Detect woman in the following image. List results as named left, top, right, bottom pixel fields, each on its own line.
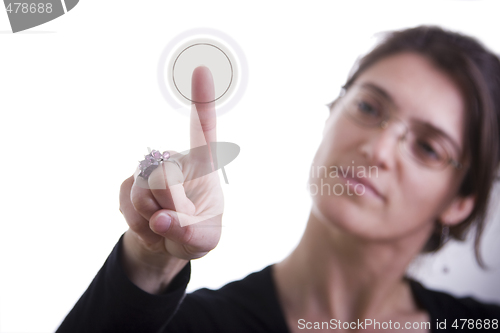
left=57, top=25, right=500, bottom=332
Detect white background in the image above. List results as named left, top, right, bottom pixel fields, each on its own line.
left=1, top=0, right=500, bottom=332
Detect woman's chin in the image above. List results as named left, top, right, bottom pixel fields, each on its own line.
left=311, top=195, right=390, bottom=241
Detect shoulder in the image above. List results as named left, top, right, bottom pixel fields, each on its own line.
left=408, top=278, right=500, bottom=320
left=169, top=264, right=288, bottom=332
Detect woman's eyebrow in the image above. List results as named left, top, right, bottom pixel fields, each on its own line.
left=361, top=82, right=397, bottom=107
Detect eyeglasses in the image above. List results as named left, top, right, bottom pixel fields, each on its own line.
left=334, top=84, right=464, bottom=170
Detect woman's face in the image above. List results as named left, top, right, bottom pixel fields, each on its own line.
left=310, top=52, right=470, bottom=242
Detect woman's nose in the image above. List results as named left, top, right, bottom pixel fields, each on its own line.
left=359, top=121, right=406, bottom=170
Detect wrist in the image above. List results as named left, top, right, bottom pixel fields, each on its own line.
left=121, top=229, right=189, bottom=294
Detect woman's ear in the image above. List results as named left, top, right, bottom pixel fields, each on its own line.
left=438, top=195, right=475, bottom=226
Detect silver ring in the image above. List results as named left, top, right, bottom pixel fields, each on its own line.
left=138, top=149, right=181, bottom=180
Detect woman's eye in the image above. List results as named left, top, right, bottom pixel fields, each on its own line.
left=357, top=101, right=379, bottom=117
left=416, top=140, right=440, bottom=160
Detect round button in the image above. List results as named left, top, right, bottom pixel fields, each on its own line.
left=172, top=43, right=233, bottom=104
left=158, top=28, right=249, bottom=117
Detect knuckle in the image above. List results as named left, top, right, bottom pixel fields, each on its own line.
left=182, top=243, right=205, bottom=258
left=127, top=218, right=143, bottom=233
left=149, top=162, right=184, bottom=188
left=123, top=209, right=146, bottom=231
left=130, top=192, right=150, bottom=216
left=129, top=219, right=151, bottom=238
left=201, top=122, right=216, bottom=133
left=148, top=168, right=167, bottom=189
left=178, top=224, right=195, bottom=245
left=120, top=176, right=133, bottom=194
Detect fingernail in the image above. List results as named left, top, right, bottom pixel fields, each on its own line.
left=154, top=213, right=172, bottom=233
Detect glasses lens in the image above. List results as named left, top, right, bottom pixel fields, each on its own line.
left=341, top=85, right=462, bottom=170
left=343, top=89, right=388, bottom=127
left=399, top=126, right=454, bottom=169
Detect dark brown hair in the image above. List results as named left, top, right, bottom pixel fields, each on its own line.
left=334, top=25, right=500, bottom=268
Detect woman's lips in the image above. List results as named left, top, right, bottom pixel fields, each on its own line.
left=342, top=174, right=386, bottom=202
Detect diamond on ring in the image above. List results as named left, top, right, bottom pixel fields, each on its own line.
left=138, top=149, right=171, bottom=180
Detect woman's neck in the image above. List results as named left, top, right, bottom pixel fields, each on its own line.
left=273, top=210, right=432, bottom=324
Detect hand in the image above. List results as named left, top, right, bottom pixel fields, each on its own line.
left=118, top=66, right=224, bottom=291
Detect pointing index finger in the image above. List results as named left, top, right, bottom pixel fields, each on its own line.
left=190, top=65, right=217, bottom=149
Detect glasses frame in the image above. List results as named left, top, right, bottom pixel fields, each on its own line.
left=334, top=85, right=464, bottom=171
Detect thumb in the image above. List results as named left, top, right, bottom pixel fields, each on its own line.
left=149, top=209, right=221, bottom=253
